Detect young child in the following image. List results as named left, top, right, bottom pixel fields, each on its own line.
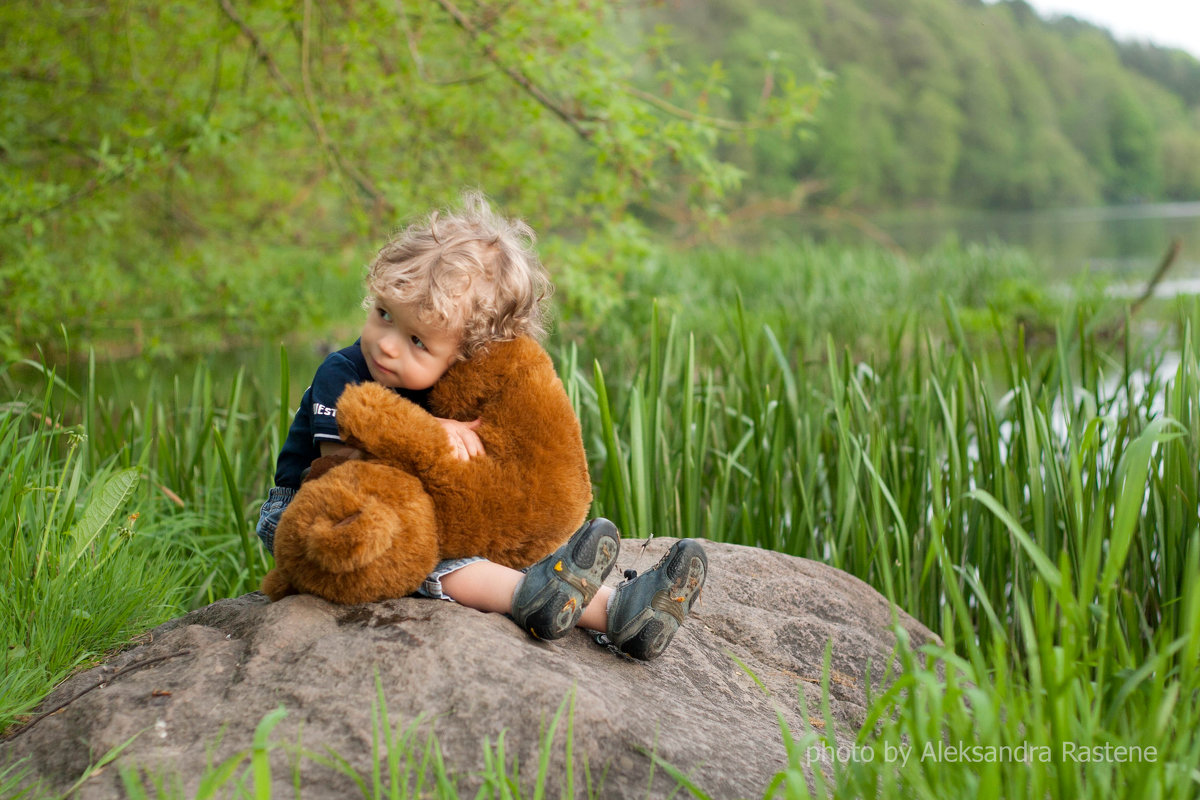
left=255, top=191, right=706, bottom=660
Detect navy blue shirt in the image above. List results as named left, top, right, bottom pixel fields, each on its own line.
left=273, top=339, right=431, bottom=488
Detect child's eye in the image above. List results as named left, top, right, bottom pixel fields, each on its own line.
left=411, top=335, right=426, bottom=351
left=377, top=307, right=392, bottom=322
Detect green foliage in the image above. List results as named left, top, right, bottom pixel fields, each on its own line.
left=1116, top=39, right=1200, bottom=108
left=0, top=384, right=179, bottom=731
left=6, top=0, right=1195, bottom=362
left=0, top=0, right=817, bottom=359
left=0, top=349, right=285, bottom=732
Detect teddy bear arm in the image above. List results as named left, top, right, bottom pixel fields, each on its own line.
left=336, top=382, right=449, bottom=470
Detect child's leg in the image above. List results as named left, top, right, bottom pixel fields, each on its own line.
left=578, top=585, right=614, bottom=630
left=437, top=522, right=709, bottom=661
left=440, top=560, right=614, bottom=629
left=438, top=561, right=521, bottom=613
left=404, top=519, right=620, bottom=638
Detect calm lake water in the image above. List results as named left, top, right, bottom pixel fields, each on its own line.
left=812, top=201, right=1200, bottom=294
left=22, top=201, right=1200, bottom=401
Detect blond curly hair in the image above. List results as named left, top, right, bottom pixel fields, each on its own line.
left=364, top=191, right=552, bottom=359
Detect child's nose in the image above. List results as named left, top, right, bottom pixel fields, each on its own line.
left=379, top=332, right=402, bottom=357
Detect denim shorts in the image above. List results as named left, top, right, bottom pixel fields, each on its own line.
left=254, top=486, right=296, bottom=555
left=254, top=486, right=486, bottom=601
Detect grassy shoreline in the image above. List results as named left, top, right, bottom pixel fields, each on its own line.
left=3, top=247, right=1198, bottom=795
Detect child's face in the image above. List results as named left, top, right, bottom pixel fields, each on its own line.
left=361, top=297, right=461, bottom=391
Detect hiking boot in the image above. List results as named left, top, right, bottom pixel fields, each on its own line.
left=511, top=518, right=621, bottom=640
left=607, top=539, right=707, bottom=660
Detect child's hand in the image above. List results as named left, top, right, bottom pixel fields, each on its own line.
left=438, top=418, right=485, bottom=461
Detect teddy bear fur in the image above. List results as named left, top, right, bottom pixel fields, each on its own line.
left=261, top=336, right=593, bottom=605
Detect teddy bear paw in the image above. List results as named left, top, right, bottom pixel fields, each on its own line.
left=335, top=383, right=397, bottom=449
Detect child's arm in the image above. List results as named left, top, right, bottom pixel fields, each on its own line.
left=299, top=442, right=363, bottom=483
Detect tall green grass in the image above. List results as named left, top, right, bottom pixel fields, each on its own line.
left=572, top=297, right=1200, bottom=797
left=3, top=287, right=1197, bottom=797
left=576, top=298, right=1197, bottom=653
left=0, top=355, right=280, bottom=731
left=604, top=239, right=1084, bottom=366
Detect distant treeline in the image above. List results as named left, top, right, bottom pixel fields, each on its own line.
left=657, top=0, right=1200, bottom=209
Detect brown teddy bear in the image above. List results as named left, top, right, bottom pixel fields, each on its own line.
left=260, top=336, right=593, bottom=604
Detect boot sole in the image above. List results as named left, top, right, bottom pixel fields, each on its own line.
left=514, top=519, right=620, bottom=640
left=613, top=539, right=707, bottom=660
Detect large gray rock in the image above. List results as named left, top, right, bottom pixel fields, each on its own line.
left=1, top=540, right=936, bottom=798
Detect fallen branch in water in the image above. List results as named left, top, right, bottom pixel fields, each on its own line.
left=1130, top=237, right=1183, bottom=317
left=1092, top=237, right=1183, bottom=341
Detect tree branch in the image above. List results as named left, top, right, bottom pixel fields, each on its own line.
left=395, top=0, right=490, bottom=86
left=1129, top=237, right=1182, bottom=317
left=217, top=0, right=391, bottom=213
left=430, top=0, right=594, bottom=142
left=2, top=651, right=194, bottom=740
left=622, top=84, right=768, bottom=132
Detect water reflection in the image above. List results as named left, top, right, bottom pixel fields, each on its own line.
left=804, top=201, right=1200, bottom=282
